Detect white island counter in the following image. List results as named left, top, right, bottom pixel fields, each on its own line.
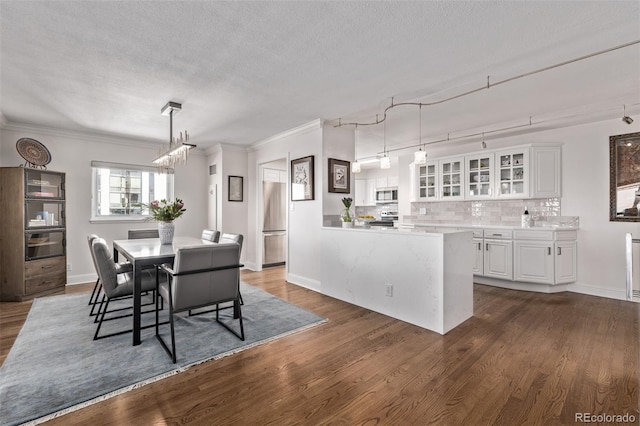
left=320, top=226, right=473, bottom=334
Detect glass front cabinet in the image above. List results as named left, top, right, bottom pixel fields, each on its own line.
left=415, top=161, right=439, bottom=201
left=439, top=157, right=464, bottom=201
left=466, top=153, right=494, bottom=199
left=0, top=167, right=67, bottom=301
left=496, top=148, right=529, bottom=199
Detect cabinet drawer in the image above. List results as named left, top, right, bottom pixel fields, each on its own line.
left=25, top=256, right=65, bottom=278
left=25, top=270, right=66, bottom=294
left=513, top=230, right=554, bottom=241
left=483, top=229, right=512, bottom=239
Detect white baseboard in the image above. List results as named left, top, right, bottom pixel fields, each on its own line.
left=241, top=261, right=259, bottom=272
left=286, top=273, right=321, bottom=292
left=67, top=273, right=97, bottom=286
left=569, top=283, right=628, bottom=301
left=473, top=276, right=570, bottom=293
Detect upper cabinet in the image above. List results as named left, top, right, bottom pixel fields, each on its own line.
left=412, top=157, right=464, bottom=201
left=410, top=143, right=561, bottom=202
left=466, top=153, right=494, bottom=199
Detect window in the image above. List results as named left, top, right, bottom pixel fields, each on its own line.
left=91, top=161, right=174, bottom=221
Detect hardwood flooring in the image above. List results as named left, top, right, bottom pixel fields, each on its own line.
left=1, top=267, right=638, bottom=425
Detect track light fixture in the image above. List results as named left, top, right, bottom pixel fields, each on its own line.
left=623, top=105, right=634, bottom=125
left=414, top=105, right=427, bottom=164
left=481, top=132, right=487, bottom=149
left=380, top=119, right=391, bottom=169
left=351, top=124, right=361, bottom=173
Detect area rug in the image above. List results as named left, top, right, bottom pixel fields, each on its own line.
left=0, top=282, right=326, bottom=426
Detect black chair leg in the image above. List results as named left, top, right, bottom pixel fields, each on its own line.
left=93, top=298, right=110, bottom=340
left=88, top=278, right=100, bottom=306
left=217, top=299, right=245, bottom=341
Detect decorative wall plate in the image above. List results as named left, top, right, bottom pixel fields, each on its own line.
left=16, top=138, right=51, bottom=168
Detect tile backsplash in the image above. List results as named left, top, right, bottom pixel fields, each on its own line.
left=405, top=198, right=562, bottom=226
left=355, top=203, right=399, bottom=218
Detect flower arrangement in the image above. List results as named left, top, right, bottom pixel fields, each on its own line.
left=142, top=198, right=186, bottom=222
left=341, top=197, right=353, bottom=222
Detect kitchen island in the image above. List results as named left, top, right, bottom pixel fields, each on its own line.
left=320, top=226, right=473, bottom=334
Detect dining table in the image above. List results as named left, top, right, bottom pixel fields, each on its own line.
left=112, top=236, right=217, bottom=346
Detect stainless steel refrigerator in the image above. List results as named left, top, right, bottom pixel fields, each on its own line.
left=263, top=181, right=286, bottom=267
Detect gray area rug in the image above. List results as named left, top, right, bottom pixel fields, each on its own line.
left=0, top=282, right=326, bottom=425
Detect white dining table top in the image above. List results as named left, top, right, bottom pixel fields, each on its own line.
left=113, top=237, right=216, bottom=260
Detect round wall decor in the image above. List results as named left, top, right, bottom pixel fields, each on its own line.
left=16, top=138, right=51, bottom=168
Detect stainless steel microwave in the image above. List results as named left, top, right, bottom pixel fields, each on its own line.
left=375, top=187, right=398, bottom=204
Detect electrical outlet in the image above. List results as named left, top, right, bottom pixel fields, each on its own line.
left=385, top=283, right=393, bottom=297
left=419, top=207, right=427, bottom=215
left=67, top=263, right=72, bottom=271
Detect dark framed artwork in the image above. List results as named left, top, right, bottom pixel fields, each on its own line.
left=610, top=132, right=640, bottom=222
left=291, top=155, right=314, bottom=201
left=228, top=175, right=243, bottom=202
left=328, top=158, right=350, bottom=193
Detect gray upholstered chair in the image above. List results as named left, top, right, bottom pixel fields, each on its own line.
left=200, top=229, right=220, bottom=243
left=128, top=228, right=159, bottom=239
left=87, top=234, right=132, bottom=315
left=218, top=233, right=244, bottom=304
left=91, top=237, right=163, bottom=340
left=155, top=242, right=244, bottom=363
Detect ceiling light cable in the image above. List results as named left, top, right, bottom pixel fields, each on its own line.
left=334, top=39, right=640, bottom=128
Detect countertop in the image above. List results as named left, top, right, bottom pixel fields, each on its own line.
left=397, top=222, right=579, bottom=231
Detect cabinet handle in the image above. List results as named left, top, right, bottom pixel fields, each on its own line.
left=42, top=280, right=52, bottom=285
left=477, top=242, right=481, bottom=250
left=492, top=233, right=502, bottom=236
left=41, top=265, right=53, bottom=269
left=557, top=247, right=562, bottom=256
left=547, top=247, right=551, bottom=255
left=486, top=243, right=489, bottom=251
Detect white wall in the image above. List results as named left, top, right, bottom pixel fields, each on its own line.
left=395, top=116, right=640, bottom=300
left=0, top=125, right=208, bottom=284
left=247, top=121, right=324, bottom=288
left=219, top=145, right=249, bottom=261
left=321, top=123, right=355, bottom=216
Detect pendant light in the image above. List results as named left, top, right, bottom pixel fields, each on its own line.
left=351, top=124, right=361, bottom=173
left=380, top=119, right=391, bottom=169
left=414, top=105, right=427, bottom=164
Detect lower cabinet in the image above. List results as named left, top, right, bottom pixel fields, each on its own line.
left=513, top=230, right=577, bottom=285
left=514, top=240, right=554, bottom=284
left=554, top=241, right=577, bottom=284
left=472, top=238, right=484, bottom=275
left=484, top=239, right=513, bottom=280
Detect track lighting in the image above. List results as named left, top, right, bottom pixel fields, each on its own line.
left=623, top=105, right=634, bottom=125
left=414, top=105, right=427, bottom=164
left=351, top=124, right=361, bottom=173
left=481, top=133, right=487, bottom=149
left=380, top=119, right=390, bottom=169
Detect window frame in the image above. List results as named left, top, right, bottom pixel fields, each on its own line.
left=90, top=161, right=174, bottom=223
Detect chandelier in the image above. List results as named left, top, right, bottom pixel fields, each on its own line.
left=153, top=101, right=196, bottom=171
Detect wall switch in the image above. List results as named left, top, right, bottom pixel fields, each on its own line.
left=385, top=283, right=393, bottom=297
left=67, top=263, right=72, bottom=271
left=419, top=207, right=427, bottom=215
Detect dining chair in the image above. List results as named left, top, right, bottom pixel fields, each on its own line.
left=87, top=234, right=133, bottom=315
left=128, top=229, right=159, bottom=239
left=91, top=237, right=164, bottom=340
left=200, top=229, right=220, bottom=242
left=155, top=243, right=245, bottom=363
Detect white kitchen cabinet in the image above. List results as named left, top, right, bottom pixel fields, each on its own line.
left=375, top=176, right=398, bottom=189
left=496, top=148, right=529, bottom=198
left=472, top=237, right=484, bottom=275
left=555, top=240, right=577, bottom=284
left=484, top=239, right=513, bottom=280
left=466, top=153, right=494, bottom=199
left=414, top=161, right=439, bottom=201
left=513, top=229, right=577, bottom=285
left=439, top=157, right=464, bottom=200
left=531, top=145, right=561, bottom=198
left=514, top=240, right=554, bottom=284
left=278, top=170, right=287, bottom=183
left=354, top=178, right=377, bottom=206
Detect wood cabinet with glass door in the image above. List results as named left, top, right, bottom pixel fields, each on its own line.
left=0, top=167, right=67, bottom=301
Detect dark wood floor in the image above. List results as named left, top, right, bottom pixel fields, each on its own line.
left=1, top=267, right=638, bottom=425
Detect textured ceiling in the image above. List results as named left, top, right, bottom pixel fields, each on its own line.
left=1, top=1, right=639, bottom=158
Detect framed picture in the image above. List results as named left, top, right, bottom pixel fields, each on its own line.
left=291, top=155, right=314, bottom=201
left=328, top=158, right=350, bottom=193
left=228, top=175, right=243, bottom=202
left=610, top=132, right=640, bottom=222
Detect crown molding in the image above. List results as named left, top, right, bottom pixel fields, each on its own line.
left=250, top=119, right=324, bottom=151
left=1, top=120, right=164, bottom=148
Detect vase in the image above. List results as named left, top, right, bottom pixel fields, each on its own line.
left=158, top=221, right=175, bottom=244
left=342, top=221, right=354, bottom=228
